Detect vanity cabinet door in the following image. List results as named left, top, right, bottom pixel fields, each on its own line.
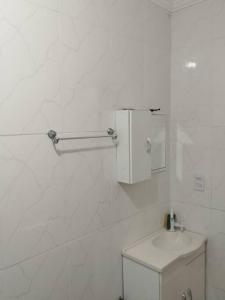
left=123, top=258, right=160, bottom=300
left=161, top=252, right=205, bottom=300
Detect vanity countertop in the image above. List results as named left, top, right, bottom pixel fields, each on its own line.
left=122, top=229, right=207, bottom=273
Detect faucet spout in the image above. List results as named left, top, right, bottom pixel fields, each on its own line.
left=168, top=209, right=185, bottom=232
left=174, top=222, right=185, bottom=232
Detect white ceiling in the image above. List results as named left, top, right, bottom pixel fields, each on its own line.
left=152, top=0, right=205, bottom=12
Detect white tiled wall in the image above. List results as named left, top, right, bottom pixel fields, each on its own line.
left=171, top=0, right=225, bottom=298
left=0, top=1, right=170, bottom=299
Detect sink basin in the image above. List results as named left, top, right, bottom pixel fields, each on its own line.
left=122, top=229, right=207, bottom=272
left=152, top=231, right=192, bottom=251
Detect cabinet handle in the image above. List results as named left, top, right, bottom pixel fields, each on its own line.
left=146, top=138, right=152, bottom=153
left=187, top=288, right=192, bottom=300
left=181, top=289, right=192, bottom=300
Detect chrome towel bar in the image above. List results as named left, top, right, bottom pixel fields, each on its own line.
left=47, top=128, right=117, bottom=144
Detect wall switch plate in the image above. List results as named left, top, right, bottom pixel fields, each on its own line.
left=194, top=175, right=205, bottom=192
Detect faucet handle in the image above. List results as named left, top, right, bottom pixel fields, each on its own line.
left=175, top=222, right=185, bottom=232
left=181, top=292, right=187, bottom=300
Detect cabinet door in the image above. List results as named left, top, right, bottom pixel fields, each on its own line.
left=130, top=110, right=152, bottom=183
left=116, top=110, right=152, bottom=184
left=161, top=253, right=205, bottom=300
left=123, top=258, right=159, bottom=300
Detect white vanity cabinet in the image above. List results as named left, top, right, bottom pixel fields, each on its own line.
left=161, top=249, right=205, bottom=300
left=122, top=230, right=206, bottom=300
left=123, top=248, right=205, bottom=300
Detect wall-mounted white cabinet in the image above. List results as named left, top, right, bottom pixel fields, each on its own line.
left=116, top=110, right=152, bottom=184
left=115, top=110, right=166, bottom=184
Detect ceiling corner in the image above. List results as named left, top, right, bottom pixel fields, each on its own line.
left=152, top=0, right=205, bottom=13
left=171, top=0, right=205, bottom=12
left=151, top=0, right=173, bottom=12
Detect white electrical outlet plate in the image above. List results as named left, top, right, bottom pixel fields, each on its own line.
left=194, top=175, right=205, bottom=192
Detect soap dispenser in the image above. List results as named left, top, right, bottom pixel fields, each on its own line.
left=166, top=209, right=176, bottom=231
left=169, top=208, right=175, bottom=232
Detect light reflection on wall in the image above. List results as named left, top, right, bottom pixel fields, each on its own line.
left=185, top=61, right=197, bottom=69
left=176, top=124, right=193, bottom=181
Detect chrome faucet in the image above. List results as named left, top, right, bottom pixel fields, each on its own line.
left=174, top=222, right=185, bottom=232
left=169, top=209, right=185, bottom=232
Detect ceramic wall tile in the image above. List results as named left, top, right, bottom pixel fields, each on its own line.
left=171, top=0, right=213, bottom=48
left=171, top=39, right=213, bottom=127
left=207, top=286, right=225, bottom=300
left=207, top=210, right=225, bottom=292
left=172, top=202, right=211, bottom=234
left=0, top=202, right=168, bottom=300
left=212, top=37, right=225, bottom=126
left=171, top=1, right=225, bottom=298
left=212, top=147, right=225, bottom=211
left=212, top=0, right=225, bottom=39
left=0, top=0, right=170, bottom=299
left=170, top=125, right=211, bottom=208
